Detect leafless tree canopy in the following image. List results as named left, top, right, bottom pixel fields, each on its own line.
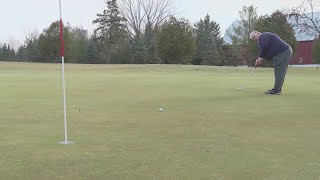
left=288, top=0, right=320, bottom=37
left=118, top=0, right=175, bottom=36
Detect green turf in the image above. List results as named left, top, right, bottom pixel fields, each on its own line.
left=1, top=62, right=320, bottom=179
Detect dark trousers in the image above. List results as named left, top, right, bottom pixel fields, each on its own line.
left=271, top=47, right=293, bottom=91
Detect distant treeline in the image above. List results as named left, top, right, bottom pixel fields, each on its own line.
left=3, top=0, right=316, bottom=66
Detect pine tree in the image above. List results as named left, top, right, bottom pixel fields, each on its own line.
left=144, top=22, right=158, bottom=64
left=130, top=33, right=146, bottom=64
left=0, top=44, right=3, bottom=61
left=9, top=48, right=16, bottom=61
left=25, top=36, right=41, bottom=62
left=17, top=46, right=25, bottom=61
left=0, top=49, right=2, bottom=61
left=2, top=44, right=8, bottom=60
left=0, top=45, right=3, bottom=60
left=85, top=38, right=98, bottom=63
left=93, top=0, right=128, bottom=64
left=194, top=14, right=223, bottom=65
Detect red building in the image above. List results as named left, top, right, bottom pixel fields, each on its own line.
left=291, top=41, right=314, bottom=65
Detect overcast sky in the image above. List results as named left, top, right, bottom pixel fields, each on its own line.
left=0, top=0, right=305, bottom=48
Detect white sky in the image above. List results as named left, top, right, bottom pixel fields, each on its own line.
left=0, top=0, right=304, bottom=49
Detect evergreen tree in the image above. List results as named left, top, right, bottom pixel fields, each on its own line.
left=9, top=47, right=16, bottom=61
left=0, top=44, right=3, bottom=60
left=93, top=0, right=128, bottom=64
left=24, top=34, right=41, bottom=62
left=0, top=44, right=16, bottom=61
left=2, top=44, right=8, bottom=60
left=194, top=14, right=223, bottom=65
left=144, top=22, right=160, bottom=64
left=0, top=44, right=5, bottom=60
left=17, top=45, right=25, bottom=61
left=130, top=33, right=147, bottom=64
left=85, top=37, right=98, bottom=63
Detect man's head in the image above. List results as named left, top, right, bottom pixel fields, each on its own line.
left=249, top=30, right=261, bottom=41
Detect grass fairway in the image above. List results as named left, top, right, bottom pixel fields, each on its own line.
left=1, top=62, right=320, bottom=180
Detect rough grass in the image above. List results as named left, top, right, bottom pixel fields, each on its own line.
left=1, top=62, right=320, bottom=180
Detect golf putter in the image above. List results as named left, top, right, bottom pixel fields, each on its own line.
left=237, top=66, right=256, bottom=90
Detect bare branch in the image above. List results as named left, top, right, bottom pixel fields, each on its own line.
left=119, top=0, right=174, bottom=37
left=288, top=0, right=320, bottom=37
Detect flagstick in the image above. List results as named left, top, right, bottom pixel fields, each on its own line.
left=58, top=0, right=74, bottom=145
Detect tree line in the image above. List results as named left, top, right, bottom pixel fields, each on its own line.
left=1, top=0, right=319, bottom=66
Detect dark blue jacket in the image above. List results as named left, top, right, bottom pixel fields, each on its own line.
left=258, top=32, right=290, bottom=60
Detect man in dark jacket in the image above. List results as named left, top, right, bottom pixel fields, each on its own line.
left=249, top=30, right=293, bottom=95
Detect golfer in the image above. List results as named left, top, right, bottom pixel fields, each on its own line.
left=249, top=30, right=293, bottom=95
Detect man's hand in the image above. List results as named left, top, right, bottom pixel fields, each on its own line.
left=255, top=57, right=263, bottom=67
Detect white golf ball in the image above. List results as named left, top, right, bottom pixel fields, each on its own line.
left=159, top=107, right=164, bottom=111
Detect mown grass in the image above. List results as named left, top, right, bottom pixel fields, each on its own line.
left=0, top=62, right=320, bottom=180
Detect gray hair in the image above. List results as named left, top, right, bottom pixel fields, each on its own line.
left=249, top=30, right=259, bottom=40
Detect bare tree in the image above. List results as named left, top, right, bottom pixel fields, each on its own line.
left=23, top=29, right=40, bottom=44
left=288, top=0, right=320, bottom=37
left=8, top=36, right=21, bottom=51
left=118, top=0, right=175, bottom=36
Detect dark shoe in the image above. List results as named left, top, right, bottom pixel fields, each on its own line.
left=265, top=89, right=281, bottom=95
left=265, top=89, right=273, bottom=94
